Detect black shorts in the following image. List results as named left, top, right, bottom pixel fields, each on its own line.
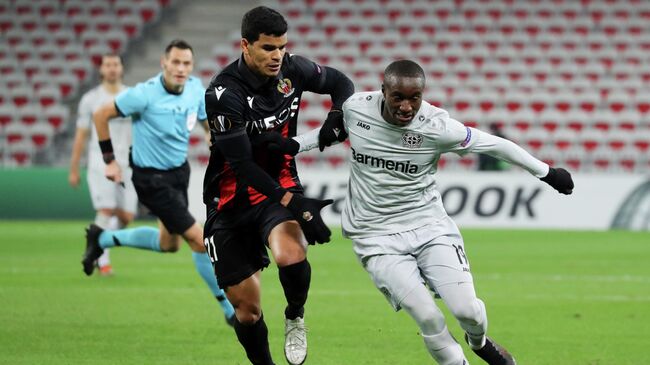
left=203, top=198, right=295, bottom=288
left=131, top=161, right=195, bottom=234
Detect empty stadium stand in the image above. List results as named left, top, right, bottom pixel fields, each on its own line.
left=0, top=0, right=169, bottom=166
left=2, top=0, right=649, bottom=173
left=195, top=0, right=650, bottom=173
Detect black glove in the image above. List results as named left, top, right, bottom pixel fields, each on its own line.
left=250, top=131, right=300, bottom=156
left=318, top=109, right=348, bottom=152
left=286, top=194, right=334, bottom=245
left=540, top=167, right=574, bottom=195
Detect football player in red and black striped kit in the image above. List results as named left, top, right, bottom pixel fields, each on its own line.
left=202, top=6, right=353, bottom=365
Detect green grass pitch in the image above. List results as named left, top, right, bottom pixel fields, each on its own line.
left=0, top=221, right=648, bottom=364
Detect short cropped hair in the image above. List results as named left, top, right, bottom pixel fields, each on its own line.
left=100, top=53, right=123, bottom=66
left=384, top=60, right=426, bottom=84
left=165, top=39, right=193, bottom=55
left=241, top=6, right=288, bottom=43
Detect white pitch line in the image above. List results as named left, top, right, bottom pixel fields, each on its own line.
left=477, top=273, right=650, bottom=283
left=524, top=293, right=650, bottom=302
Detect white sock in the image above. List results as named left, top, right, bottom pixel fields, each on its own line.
left=97, top=249, right=111, bottom=268
left=460, top=299, right=487, bottom=350
left=109, top=215, right=124, bottom=230
left=437, top=282, right=488, bottom=350
left=399, top=286, right=468, bottom=364
left=422, top=326, right=469, bottom=365
left=94, top=213, right=111, bottom=229
left=95, top=213, right=112, bottom=268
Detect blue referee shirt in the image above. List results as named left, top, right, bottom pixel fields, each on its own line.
left=115, top=73, right=207, bottom=170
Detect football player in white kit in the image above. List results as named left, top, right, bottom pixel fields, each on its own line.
left=263, top=59, right=574, bottom=365
left=69, top=54, right=137, bottom=275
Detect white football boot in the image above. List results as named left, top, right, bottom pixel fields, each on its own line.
left=284, top=317, right=307, bottom=365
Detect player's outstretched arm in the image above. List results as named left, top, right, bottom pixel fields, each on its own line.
left=250, top=131, right=300, bottom=156
left=291, top=56, right=354, bottom=151
left=250, top=128, right=327, bottom=155
left=318, top=109, right=348, bottom=151
left=540, top=167, right=574, bottom=194
left=469, top=129, right=574, bottom=194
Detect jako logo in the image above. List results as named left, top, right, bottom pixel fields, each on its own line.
left=351, top=147, right=419, bottom=174
left=357, top=121, right=370, bottom=130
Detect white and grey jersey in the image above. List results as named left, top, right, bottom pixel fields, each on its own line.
left=340, top=91, right=548, bottom=239
left=76, top=85, right=132, bottom=170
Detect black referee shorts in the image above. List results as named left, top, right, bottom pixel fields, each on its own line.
left=203, top=198, right=295, bottom=288
left=131, top=161, right=195, bottom=235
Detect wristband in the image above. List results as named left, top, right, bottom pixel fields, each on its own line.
left=99, top=139, right=115, bottom=164
left=102, top=152, right=115, bottom=164
left=99, top=139, right=114, bottom=154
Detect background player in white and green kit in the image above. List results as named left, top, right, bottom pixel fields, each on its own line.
left=81, top=40, right=235, bottom=326
left=285, top=60, right=574, bottom=364
left=69, top=54, right=136, bottom=275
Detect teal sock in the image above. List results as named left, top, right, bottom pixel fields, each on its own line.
left=98, top=227, right=161, bottom=252
left=192, top=252, right=235, bottom=318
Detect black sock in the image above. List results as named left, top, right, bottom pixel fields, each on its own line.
left=233, top=313, right=274, bottom=365
left=278, top=259, right=311, bottom=320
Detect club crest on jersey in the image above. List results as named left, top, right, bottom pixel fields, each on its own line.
left=277, top=78, right=294, bottom=97
left=402, top=132, right=423, bottom=149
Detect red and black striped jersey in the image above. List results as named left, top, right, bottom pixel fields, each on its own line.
left=203, top=53, right=337, bottom=212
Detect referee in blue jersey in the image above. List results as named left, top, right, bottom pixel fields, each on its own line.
left=83, top=39, right=236, bottom=326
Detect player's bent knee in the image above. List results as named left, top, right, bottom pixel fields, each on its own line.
left=159, top=241, right=181, bottom=253
left=273, top=248, right=305, bottom=267
left=159, top=233, right=183, bottom=253
left=183, top=224, right=205, bottom=252
left=418, top=308, right=446, bottom=333
left=186, top=238, right=206, bottom=253
left=449, top=300, right=483, bottom=326
left=235, top=304, right=263, bottom=325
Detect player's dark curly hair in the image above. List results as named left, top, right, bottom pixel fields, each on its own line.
left=241, top=6, right=288, bottom=43
left=384, top=60, right=426, bottom=84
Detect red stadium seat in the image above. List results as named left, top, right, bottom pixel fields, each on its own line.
left=10, top=87, right=32, bottom=108
left=36, top=86, right=61, bottom=108
left=563, top=110, right=588, bottom=132
left=631, top=131, right=650, bottom=152
left=606, top=92, right=630, bottom=114
left=538, top=110, right=563, bottom=133
left=29, top=123, right=55, bottom=149
left=553, top=129, right=576, bottom=151
left=0, top=13, right=14, bottom=33
left=6, top=141, right=33, bottom=166
left=135, top=1, right=161, bottom=23
left=5, top=122, right=27, bottom=144
left=576, top=92, right=599, bottom=114
left=504, top=92, right=525, bottom=113
left=104, top=29, right=129, bottom=53
left=512, top=110, right=536, bottom=131
left=523, top=128, right=546, bottom=152
left=579, top=129, right=606, bottom=152
left=44, top=105, right=69, bottom=131
left=0, top=105, right=16, bottom=127
left=119, top=13, right=144, bottom=37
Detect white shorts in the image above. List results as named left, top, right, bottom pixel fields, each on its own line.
left=86, top=167, right=138, bottom=213
left=353, top=218, right=473, bottom=311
